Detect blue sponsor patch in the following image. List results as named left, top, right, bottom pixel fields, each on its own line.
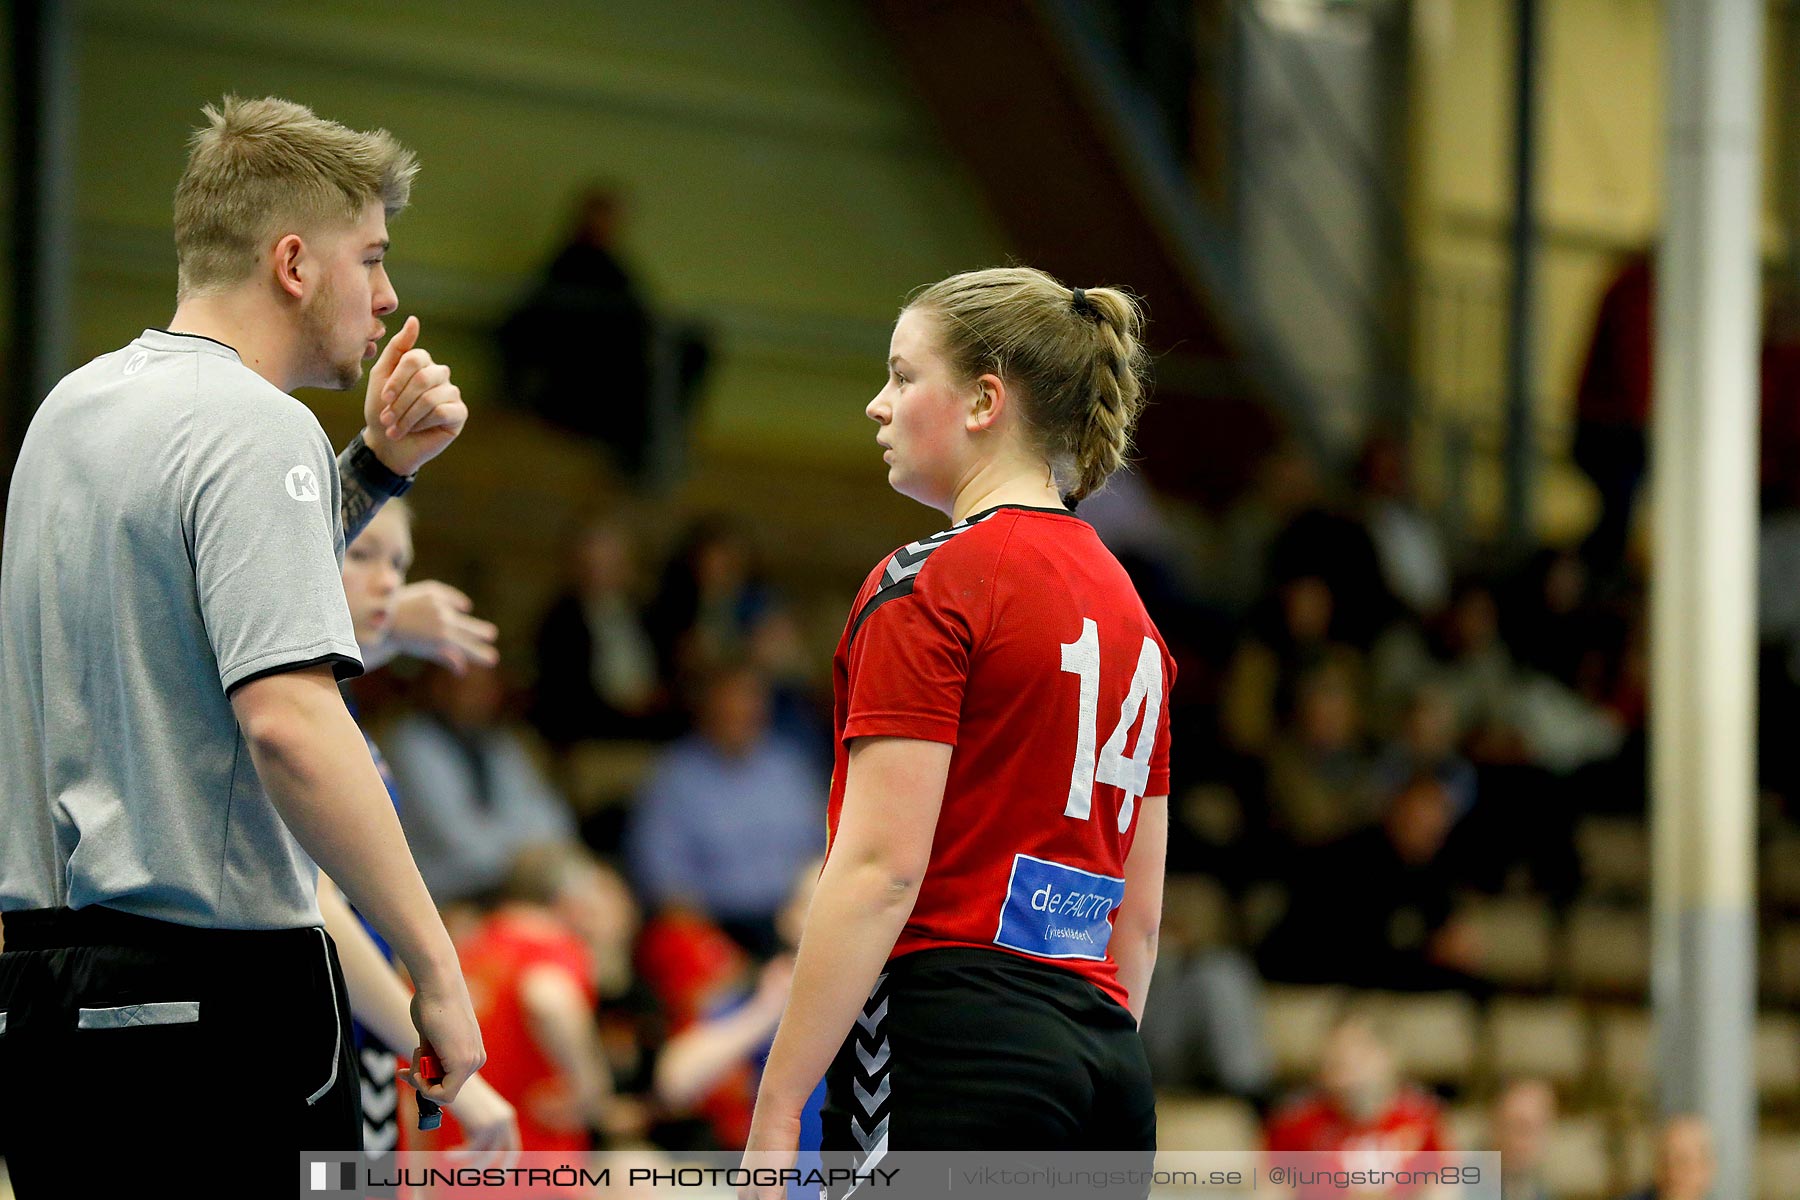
left=994, top=854, right=1126, bottom=961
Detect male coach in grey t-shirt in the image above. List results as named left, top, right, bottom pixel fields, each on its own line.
left=0, top=97, right=483, bottom=1192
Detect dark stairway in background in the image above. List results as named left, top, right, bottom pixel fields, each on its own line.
left=869, top=0, right=1287, bottom=508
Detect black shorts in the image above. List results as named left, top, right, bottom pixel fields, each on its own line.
left=821, top=947, right=1157, bottom=1156
left=0, top=906, right=361, bottom=1198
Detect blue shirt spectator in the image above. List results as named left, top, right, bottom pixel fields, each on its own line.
left=384, top=664, right=577, bottom=905
left=625, top=662, right=825, bottom=956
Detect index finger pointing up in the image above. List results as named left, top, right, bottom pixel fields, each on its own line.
left=374, top=315, right=420, bottom=382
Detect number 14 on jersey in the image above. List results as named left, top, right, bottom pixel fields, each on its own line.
left=1059, top=618, right=1164, bottom=834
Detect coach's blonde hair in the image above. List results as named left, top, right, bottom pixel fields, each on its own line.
left=906, top=266, right=1150, bottom=502
left=173, top=96, right=419, bottom=300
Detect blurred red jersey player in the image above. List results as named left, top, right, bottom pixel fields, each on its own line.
left=431, top=847, right=634, bottom=1175
left=1264, top=1007, right=1449, bottom=1199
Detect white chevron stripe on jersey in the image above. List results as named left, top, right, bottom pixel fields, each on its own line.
left=854, top=1037, right=890, bottom=1074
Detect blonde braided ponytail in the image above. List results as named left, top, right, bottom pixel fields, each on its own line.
left=906, top=267, right=1150, bottom=503
left=1068, top=286, right=1147, bottom=501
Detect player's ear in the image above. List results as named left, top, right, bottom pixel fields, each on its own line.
left=272, top=233, right=307, bottom=301
left=967, top=373, right=1007, bottom=434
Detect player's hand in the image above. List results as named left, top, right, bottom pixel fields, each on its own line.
left=444, top=1073, right=521, bottom=1169
left=386, top=581, right=500, bottom=674
left=738, top=1106, right=802, bottom=1200
left=403, top=980, right=485, bottom=1105
left=362, top=316, right=467, bottom=476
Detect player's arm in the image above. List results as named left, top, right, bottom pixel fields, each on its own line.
left=316, top=874, right=520, bottom=1163
left=1112, top=792, right=1169, bottom=1025
left=746, top=736, right=949, bottom=1157
left=338, top=432, right=412, bottom=547
left=520, top=963, right=617, bottom=1126
left=656, top=956, right=792, bottom=1109
left=231, top=663, right=484, bottom=1102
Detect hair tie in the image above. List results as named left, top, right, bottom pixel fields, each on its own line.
left=1071, top=287, right=1095, bottom=318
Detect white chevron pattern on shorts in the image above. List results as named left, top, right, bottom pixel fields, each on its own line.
left=851, top=1114, right=889, bottom=1153
left=359, top=1043, right=399, bottom=1153
left=839, top=971, right=893, bottom=1200
left=845, top=1119, right=891, bottom=1200
left=364, top=1119, right=399, bottom=1152
left=853, top=1074, right=891, bottom=1113
left=854, top=1037, right=890, bottom=1074
left=854, top=998, right=888, bottom=1036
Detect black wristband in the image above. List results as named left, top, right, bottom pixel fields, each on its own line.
left=343, top=432, right=415, bottom=498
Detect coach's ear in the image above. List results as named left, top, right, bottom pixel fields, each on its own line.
left=272, top=233, right=308, bottom=301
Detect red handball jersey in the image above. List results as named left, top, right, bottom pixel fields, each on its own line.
left=829, top=504, right=1175, bottom=1007
left=1263, top=1087, right=1449, bottom=1200
left=436, top=908, right=598, bottom=1156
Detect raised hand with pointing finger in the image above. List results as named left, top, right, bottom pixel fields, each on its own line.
left=361, top=315, right=468, bottom=477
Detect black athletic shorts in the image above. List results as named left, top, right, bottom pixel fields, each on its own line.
left=821, top=947, right=1157, bottom=1156
left=0, top=906, right=361, bottom=1198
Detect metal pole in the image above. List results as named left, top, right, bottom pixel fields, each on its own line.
left=1651, top=3, right=1762, bottom=1198
left=1502, top=0, right=1539, bottom=548
left=7, top=0, right=78, bottom=473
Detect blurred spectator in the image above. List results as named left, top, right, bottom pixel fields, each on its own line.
left=1368, top=578, right=1618, bottom=781
left=1761, top=289, right=1800, bottom=499
left=1489, top=1079, right=1558, bottom=1200
left=1263, top=659, right=1380, bottom=848
left=1503, top=549, right=1604, bottom=690
left=1264, top=1005, right=1449, bottom=1196
left=1082, top=470, right=1202, bottom=606
left=743, top=603, right=831, bottom=760
left=1372, top=682, right=1477, bottom=823
left=1258, top=775, right=1481, bottom=993
left=1266, top=484, right=1397, bottom=651
left=1371, top=580, right=1517, bottom=746
left=498, top=187, right=710, bottom=482
left=1356, top=432, right=1450, bottom=619
left=1214, top=444, right=1328, bottom=616
left=623, top=660, right=826, bottom=956
left=1139, top=897, right=1273, bottom=1104
left=647, top=516, right=776, bottom=684
left=1616, top=1114, right=1714, bottom=1200
left=385, top=664, right=577, bottom=905
left=437, top=847, right=643, bottom=1156
left=531, top=514, right=671, bottom=747
left=1573, top=250, right=1653, bottom=572
left=1222, top=575, right=1354, bottom=757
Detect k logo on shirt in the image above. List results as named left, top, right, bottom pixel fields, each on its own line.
left=285, top=465, right=321, bottom=503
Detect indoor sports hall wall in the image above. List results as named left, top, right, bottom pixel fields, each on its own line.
left=9, top=0, right=1023, bottom=638
left=34, top=0, right=1007, bottom=468
left=1407, top=0, right=1793, bottom=540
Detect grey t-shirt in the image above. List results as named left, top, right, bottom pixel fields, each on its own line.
left=0, top=329, right=364, bottom=929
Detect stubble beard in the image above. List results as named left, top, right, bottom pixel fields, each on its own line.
left=298, top=282, right=366, bottom=391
